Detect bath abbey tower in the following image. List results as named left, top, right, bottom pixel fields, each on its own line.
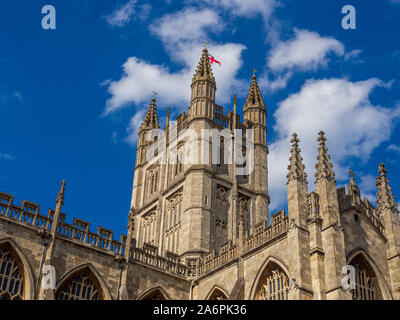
left=0, top=48, right=399, bottom=300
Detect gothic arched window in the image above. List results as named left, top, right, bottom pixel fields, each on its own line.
left=0, top=244, right=24, bottom=300
left=255, top=262, right=289, bottom=300
left=349, top=254, right=382, bottom=300
left=56, top=268, right=103, bottom=300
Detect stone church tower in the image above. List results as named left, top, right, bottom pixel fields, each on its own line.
left=130, top=47, right=271, bottom=263
left=0, top=47, right=399, bottom=300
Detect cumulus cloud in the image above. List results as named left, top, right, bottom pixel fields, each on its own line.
left=106, top=0, right=137, bottom=27
left=358, top=174, right=378, bottom=203
left=268, top=78, right=400, bottom=211
left=125, top=108, right=147, bottom=145
left=259, top=29, right=363, bottom=92
left=149, top=8, right=223, bottom=45
left=268, top=29, right=345, bottom=72
left=198, top=0, right=279, bottom=22
left=104, top=42, right=245, bottom=114
left=105, top=7, right=247, bottom=115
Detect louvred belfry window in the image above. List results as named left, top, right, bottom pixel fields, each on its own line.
left=0, top=245, right=24, bottom=300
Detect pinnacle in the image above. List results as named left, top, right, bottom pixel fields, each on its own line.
left=287, top=133, right=307, bottom=183
left=244, top=73, right=265, bottom=109
left=142, top=97, right=160, bottom=129
left=315, top=131, right=335, bottom=183
left=376, top=163, right=397, bottom=212
left=349, top=170, right=356, bottom=186
left=192, top=47, right=215, bottom=83
left=318, top=131, right=327, bottom=145
left=56, top=180, right=66, bottom=205
left=348, top=170, right=360, bottom=195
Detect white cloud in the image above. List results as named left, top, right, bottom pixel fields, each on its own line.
left=126, top=108, right=147, bottom=145
left=258, top=71, right=293, bottom=92
left=105, top=43, right=246, bottom=115
left=106, top=0, right=137, bottom=27
left=268, top=78, right=400, bottom=211
left=198, top=0, right=279, bottom=22
left=259, top=29, right=364, bottom=92
left=358, top=174, right=378, bottom=203
left=359, top=174, right=377, bottom=194
left=387, top=144, right=400, bottom=153
left=345, top=49, right=363, bottom=61
left=105, top=7, right=247, bottom=115
left=268, top=29, right=345, bottom=72
left=150, top=8, right=223, bottom=45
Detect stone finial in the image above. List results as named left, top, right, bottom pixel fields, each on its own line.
left=141, top=97, right=160, bottom=129
left=244, top=72, right=265, bottom=110
left=315, top=131, right=335, bottom=183
left=287, top=133, right=307, bottom=184
left=56, top=180, right=66, bottom=205
left=192, top=47, right=215, bottom=83
left=376, top=163, right=398, bottom=213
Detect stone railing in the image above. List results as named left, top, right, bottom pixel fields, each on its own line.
left=0, top=191, right=53, bottom=230
left=0, top=190, right=190, bottom=278
left=244, top=215, right=289, bottom=253
left=131, top=245, right=187, bottom=277
left=0, top=191, right=126, bottom=256
left=1, top=190, right=291, bottom=279
left=197, top=210, right=289, bottom=277
left=56, top=220, right=126, bottom=256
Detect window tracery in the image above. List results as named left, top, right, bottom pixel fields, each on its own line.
left=255, top=263, right=289, bottom=300
left=0, top=245, right=24, bottom=300
left=56, top=269, right=102, bottom=300
left=349, top=254, right=382, bottom=300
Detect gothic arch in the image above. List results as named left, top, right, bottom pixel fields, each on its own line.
left=205, top=285, right=229, bottom=300
left=137, top=286, right=170, bottom=300
left=56, top=263, right=112, bottom=300
left=346, top=249, right=392, bottom=300
left=0, top=238, right=35, bottom=300
left=249, top=256, right=291, bottom=300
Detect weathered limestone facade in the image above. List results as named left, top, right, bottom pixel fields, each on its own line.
left=0, top=48, right=399, bottom=300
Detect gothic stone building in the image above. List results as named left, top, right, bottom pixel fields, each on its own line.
left=1, top=48, right=400, bottom=301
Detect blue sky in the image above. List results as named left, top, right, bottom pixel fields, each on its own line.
left=0, top=0, right=399, bottom=238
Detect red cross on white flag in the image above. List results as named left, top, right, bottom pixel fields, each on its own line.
left=208, top=54, right=222, bottom=67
